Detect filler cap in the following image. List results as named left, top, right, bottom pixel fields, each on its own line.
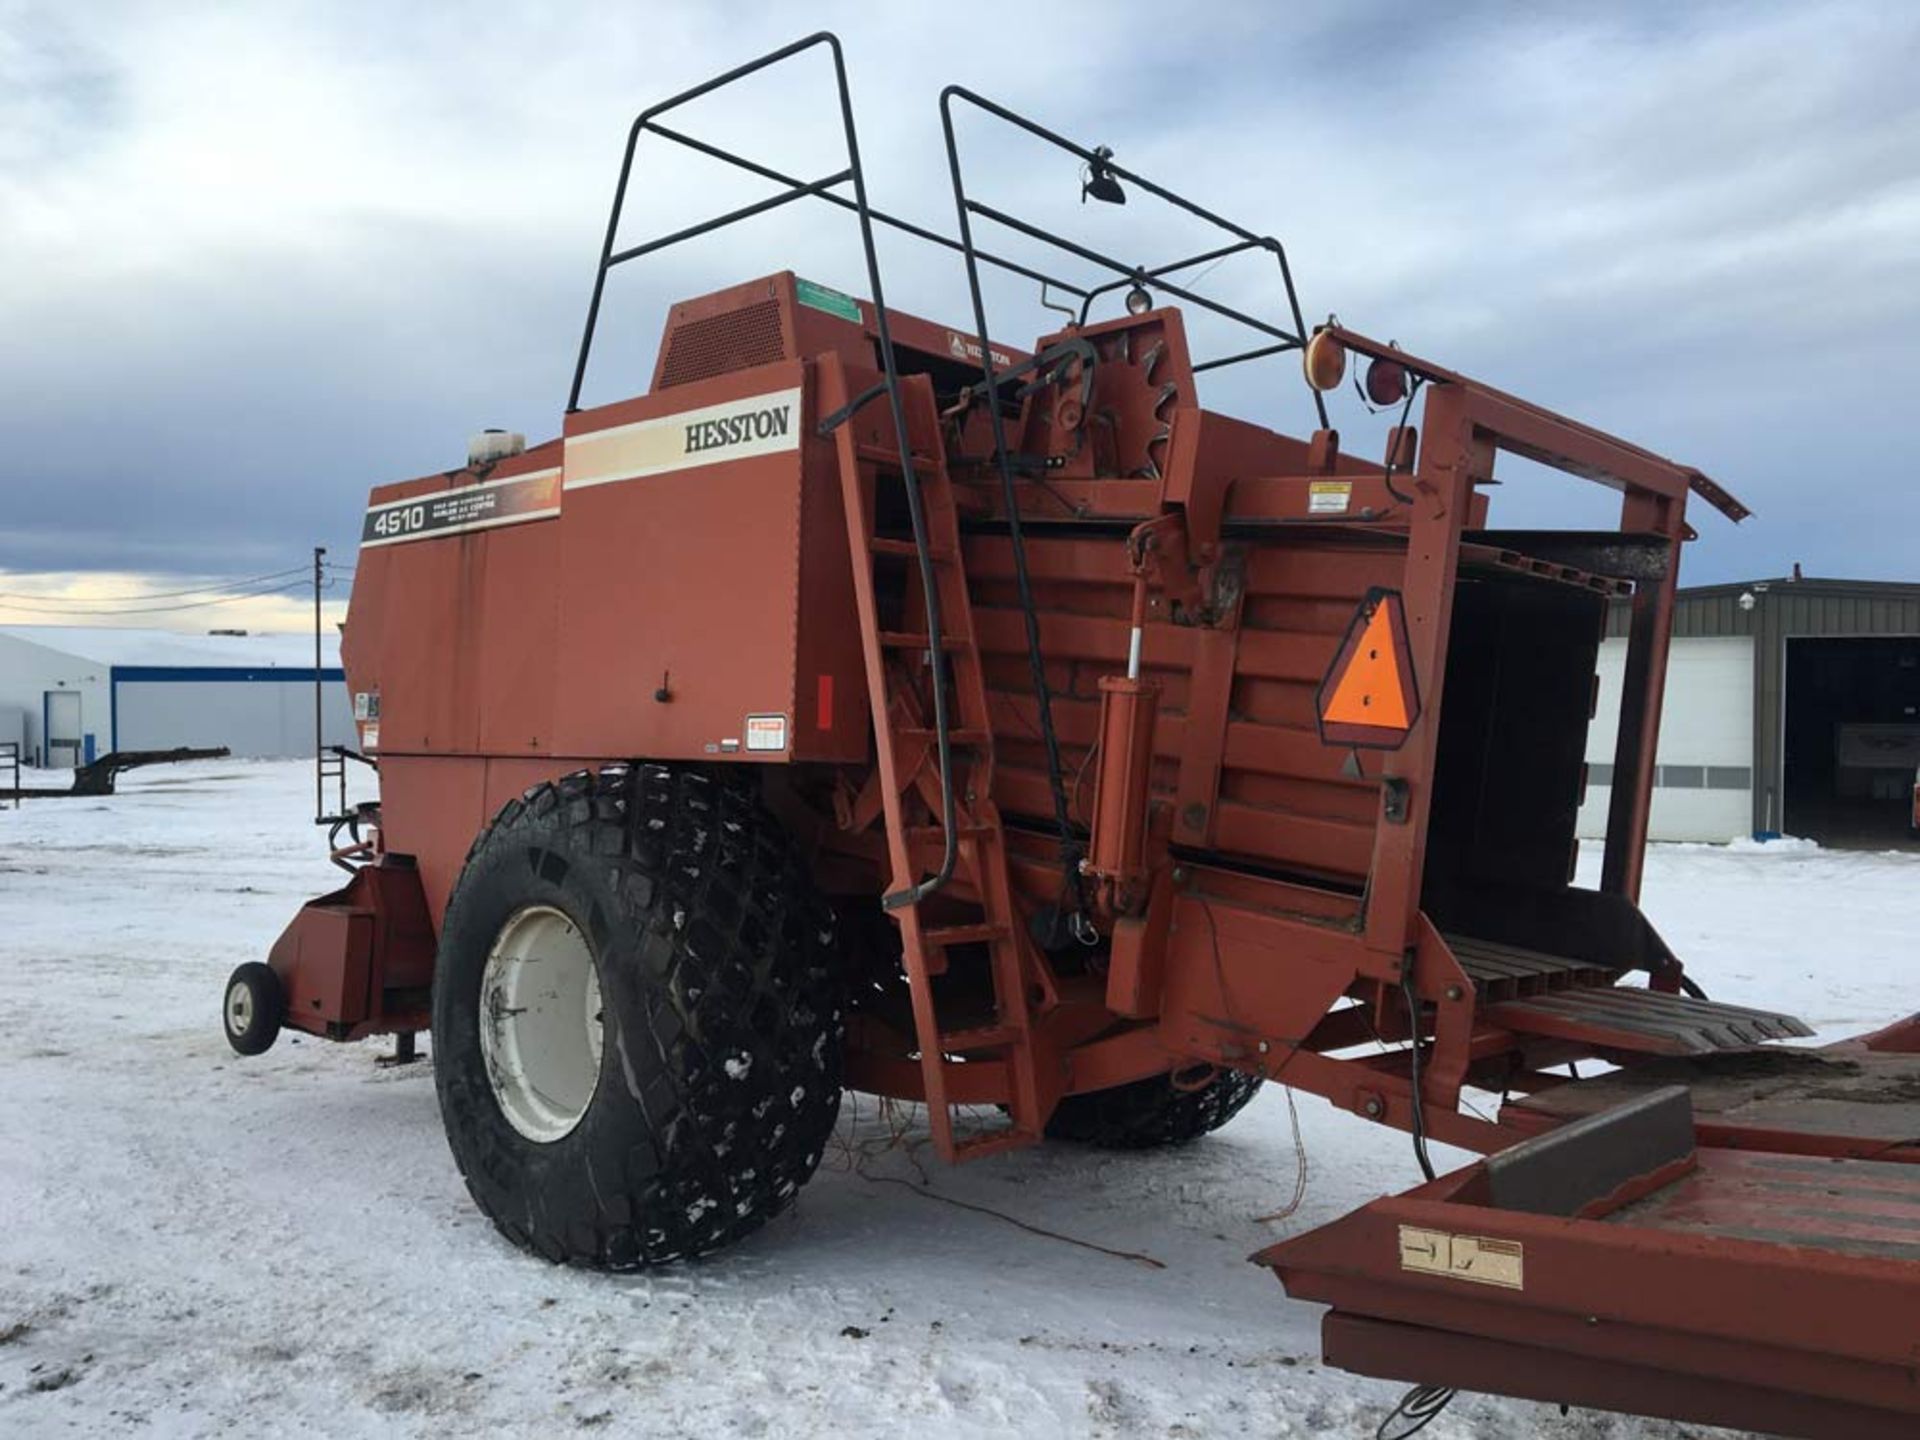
left=468, top=429, right=526, bottom=468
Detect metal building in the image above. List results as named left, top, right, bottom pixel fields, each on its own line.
left=0, top=626, right=351, bottom=765
left=1578, top=576, right=1920, bottom=846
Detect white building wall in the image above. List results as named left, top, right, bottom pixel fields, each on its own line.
left=114, top=678, right=354, bottom=758
left=0, top=633, right=112, bottom=765
left=1579, top=635, right=1754, bottom=843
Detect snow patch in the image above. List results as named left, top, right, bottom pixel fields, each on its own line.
left=3, top=758, right=1913, bottom=1439
left=1725, top=833, right=1821, bottom=854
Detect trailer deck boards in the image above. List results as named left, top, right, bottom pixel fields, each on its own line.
left=1608, top=1149, right=1920, bottom=1262
left=1509, top=1046, right=1920, bottom=1156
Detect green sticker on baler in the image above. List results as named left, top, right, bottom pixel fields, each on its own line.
left=796, top=277, right=862, bottom=323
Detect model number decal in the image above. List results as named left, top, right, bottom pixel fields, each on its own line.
left=362, top=468, right=562, bottom=549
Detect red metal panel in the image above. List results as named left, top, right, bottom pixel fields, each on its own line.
left=374, top=755, right=490, bottom=927
left=275, top=906, right=372, bottom=1029
left=1321, top=1312, right=1918, bottom=1440
left=1263, top=1148, right=1920, bottom=1425
left=555, top=361, right=807, bottom=761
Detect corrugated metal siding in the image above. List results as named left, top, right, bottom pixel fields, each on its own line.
left=1608, top=580, right=1920, bottom=639
left=1605, top=580, right=1920, bottom=833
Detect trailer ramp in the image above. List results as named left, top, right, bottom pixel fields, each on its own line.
left=1262, top=1053, right=1920, bottom=1439
left=1447, top=931, right=1814, bottom=1055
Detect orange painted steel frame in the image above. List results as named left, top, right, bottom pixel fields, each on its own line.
left=302, top=271, right=1724, bottom=1166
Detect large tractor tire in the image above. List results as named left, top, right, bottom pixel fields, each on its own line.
left=1044, top=1066, right=1263, bottom=1150
left=431, top=764, right=843, bottom=1269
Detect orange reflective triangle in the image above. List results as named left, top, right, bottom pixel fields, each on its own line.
left=1321, top=604, right=1410, bottom=730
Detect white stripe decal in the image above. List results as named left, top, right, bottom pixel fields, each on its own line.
left=564, top=386, right=803, bottom=491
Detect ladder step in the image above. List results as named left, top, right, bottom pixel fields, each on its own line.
left=877, top=630, right=971, bottom=651
left=854, top=443, right=935, bottom=468
left=869, top=536, right=954, bottom=562
left=896, top=726, right=991, bottom=748
left=921, top=922, right=1009, bottom=948
left=939, top=1023, right=1020, bottom=1052
left=905, top=823, right=994, bottom=846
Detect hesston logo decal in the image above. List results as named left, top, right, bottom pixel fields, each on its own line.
left=565, top=386, right=804, bottom=491
left=682, top=403, right=792, bottom=454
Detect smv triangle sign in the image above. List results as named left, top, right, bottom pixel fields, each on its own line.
left=1316, top=588, right=1419, bottom=749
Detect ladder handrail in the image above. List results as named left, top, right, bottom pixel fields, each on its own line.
left=566, top=32, right=967, bottom=905
left=565, top=33, right=1091, bottom=415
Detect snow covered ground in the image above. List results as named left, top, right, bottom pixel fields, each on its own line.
left=2, top=760, right=1915, bottom=1438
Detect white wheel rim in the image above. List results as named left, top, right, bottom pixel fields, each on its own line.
left=480, top=905, right=604, bottom=1144
left=226, top=980, right=254, bottom=1035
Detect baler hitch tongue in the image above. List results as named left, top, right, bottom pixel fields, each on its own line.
left=1261, top=1069, right=1920, bottom=1439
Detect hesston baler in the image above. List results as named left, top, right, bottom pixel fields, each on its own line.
left=227, top=36, right=1920, bottom=1438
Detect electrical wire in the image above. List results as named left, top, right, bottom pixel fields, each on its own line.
left=1377, top=376, right=1423, bottom=507
left=0, top=564, right=308, bottom=607
left=1402, top=965, right=1437, bottom=1183
left=0, top=578, right=323, bottom=617
left=1377, top=1383, right=1457, bottom=1438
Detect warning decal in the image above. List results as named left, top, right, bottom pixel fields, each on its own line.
left=362, top=469, right=561, bottom=549
left=1315, top=587, right=1420, bottom=750
left=1399, top=1225, right=1525, bottom=1290
left=796, top=277, right=862, bottom=324
left=744, top=714, right=789, bottom=752
left=1308, top=479, right=1352, bottom=515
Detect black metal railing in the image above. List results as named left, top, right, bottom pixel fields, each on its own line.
left=559, top=36, right=1335, bottom=916
left=566, top=33, right=993, bottom=905
left=933, top=86, right=1326, bottom=905
left=938, top=86, right=1326, bottom=422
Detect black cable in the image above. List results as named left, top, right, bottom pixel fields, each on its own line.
left=0, top=565, right=308, bottom=608
left=0, top=578, right=314, bottom=616
left=941, top=118, right=1089, bottom=922
left=1402, top=966, right=1437, bottom=1183
left=1377, top=1383, right=1457, bottom=1439
left=1377, top=375, right=1423, bottom=507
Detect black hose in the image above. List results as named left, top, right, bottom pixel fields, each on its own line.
left=1402, top=966, right=1437, bottom=1183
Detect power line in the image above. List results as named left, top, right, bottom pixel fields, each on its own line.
left=0, top=564, right=309, bottom=606
left=0, top=578, right=331, bottom=618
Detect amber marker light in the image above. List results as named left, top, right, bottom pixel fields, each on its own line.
left=1304, top=329, right=1347, bottom=391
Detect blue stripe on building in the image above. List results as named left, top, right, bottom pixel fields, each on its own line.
left=108, top=665, right=346, bottom=751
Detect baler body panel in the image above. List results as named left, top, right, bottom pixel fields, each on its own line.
left=348, top=359, right=862, bottom=774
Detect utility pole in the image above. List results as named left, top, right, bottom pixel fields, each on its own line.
left=314, top=545, right=326, bottom=823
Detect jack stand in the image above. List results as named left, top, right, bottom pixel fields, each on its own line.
left=376, top=1031, right=422, bottom=1068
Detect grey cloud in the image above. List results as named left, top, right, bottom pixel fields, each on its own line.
left=0, top=0, right=1914, bottom=584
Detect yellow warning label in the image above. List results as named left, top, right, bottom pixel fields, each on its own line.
left=1308, top=479, right=1352, bottom=515
left=1398, top=1225, right=1525, bottom=1290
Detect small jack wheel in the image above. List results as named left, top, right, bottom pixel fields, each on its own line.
left=224, top=962, right=284, bottom=1056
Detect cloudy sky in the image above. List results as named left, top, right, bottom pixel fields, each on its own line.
left=1, top=0, right=1915, bottom=630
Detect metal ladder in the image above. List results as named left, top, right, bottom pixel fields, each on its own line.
left=821, top=355, right=1046, bottom=1162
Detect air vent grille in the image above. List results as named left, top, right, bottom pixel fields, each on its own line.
left=658, top=300, right=786, bottom=388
